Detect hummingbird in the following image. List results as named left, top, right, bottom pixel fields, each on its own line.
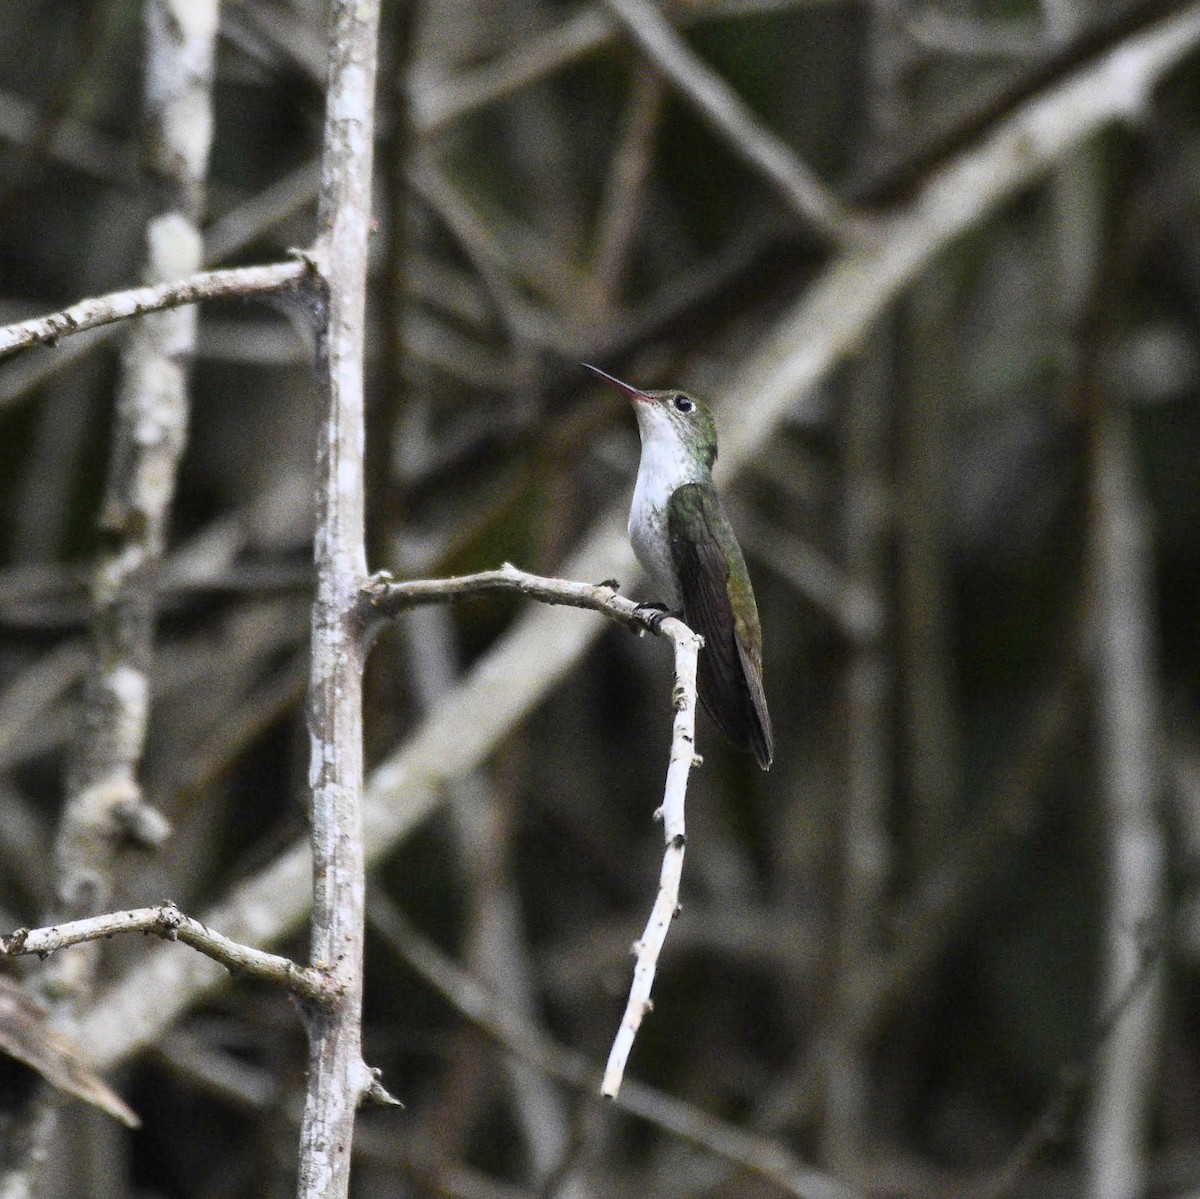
left=584, top=364, right=773, bottom=770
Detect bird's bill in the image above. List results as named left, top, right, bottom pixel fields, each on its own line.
left=581, top=363, right=651, bottom=403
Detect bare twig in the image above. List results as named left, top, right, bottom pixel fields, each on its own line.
left=394, top=596, right=582, bottom=1192
left=1, top=905, right=334, bottom=1005
left=365, top=561, right=655, bottom=630
left=602, top=614, right=702, bottom=1098
left=602, top=0, right=866, bottom=244
left=368, top=563, right=704, bottom=1097
left=0, top=261, right=309, bottom=360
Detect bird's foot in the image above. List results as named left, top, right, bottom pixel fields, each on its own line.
left=633, top=600, right=679, bottom=634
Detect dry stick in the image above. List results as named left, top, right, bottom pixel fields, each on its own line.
left=296, top=0, right=388, bottom=1195
left=74, top=0, right=1200, bottom=1082
left=0, top=906, right=334, bottom=1005
left=368, top=565, right=704, bottom=1099
left=602, top=0, right=865, bottom=245
left=1063, top=138, right=1166, bottom=1199
left=0, top=261, right=309, bottom=360
left=602, top=615, right=699, bottom=1098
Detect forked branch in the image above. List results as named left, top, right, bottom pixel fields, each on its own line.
left=0, top=905, right=335, bottom=1005
left=366, top=563, right=704, bottom=1098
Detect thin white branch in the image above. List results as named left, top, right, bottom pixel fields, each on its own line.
left=368, top=563, right=704, bottom=1099
left=602, top=613, right=702, bottom=1098
left=602, top=0, right=866, bottom=244
left=0, top=261, right=310, bottom=360
left=364, top=561, right=651, bottom=630
left=1, top=906, right=334, bottom=1005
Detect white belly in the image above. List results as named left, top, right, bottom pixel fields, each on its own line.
left=629, top=494, right=682, bottom=610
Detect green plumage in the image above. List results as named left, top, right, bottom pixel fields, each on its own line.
left=582, top=363, right=774, bottom=770
left=668, top=482, right=773, bottom=770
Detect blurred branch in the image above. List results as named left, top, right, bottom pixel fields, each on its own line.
left=0, top=84, right=131, bottom=184
left=367, top=895, right=859, bottom=1199
left=409, top=161, right=553, bottom=356
left=903, top=11, right=1047, bottom=58
left=1084, top=403, right=1165, bottom=1199
left=1056, top=131, right=1168, bottom=1199
left=0, top=978, right=140, bottom=1132
left=735, top=510, right=878, bottom=640
left=968, top=936, right=1163, bottom=1199
left=393, top=596, right=583, bottom=1191
left=602, top=0, right=867, bottom=244
left=412, top=0, right=850, bottom=136
left=0, top=260, right=310, bottom=360
left=0, top=905, right=334, bottom=1005
left=820, top=331, right=893, bottom=1170
left=857, top=0, right=1196, bottom=203
left=590, top=64, right=667, bottom=320
left=651, top=666, right=1080, bottom=1199
left=898, top=274, right=960, bottom=867
left=0, top=2, right=221, bottom=1191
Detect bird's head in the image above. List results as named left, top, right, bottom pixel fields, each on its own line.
left=583, top=364, right=717, bottom=472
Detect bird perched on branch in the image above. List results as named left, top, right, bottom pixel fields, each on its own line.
left=585, top=364, right=773, bottom=770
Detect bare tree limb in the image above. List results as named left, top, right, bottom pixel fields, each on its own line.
left=602, top=0, right=868, bottom=244
left=0, top=261, right=310, bottom=360
left=296, top=0, right=388, bottom=1192
left=602, top=614, right=702, bottom=1098
left=370, top=563, right=704, bottom=1098
left=0, top=905, right=335, bottom=1005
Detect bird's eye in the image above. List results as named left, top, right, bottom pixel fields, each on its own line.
left=673, top=394, right=694, bottom=413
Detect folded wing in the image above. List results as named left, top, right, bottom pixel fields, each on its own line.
left=667, top=482, right=773, bottom=769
